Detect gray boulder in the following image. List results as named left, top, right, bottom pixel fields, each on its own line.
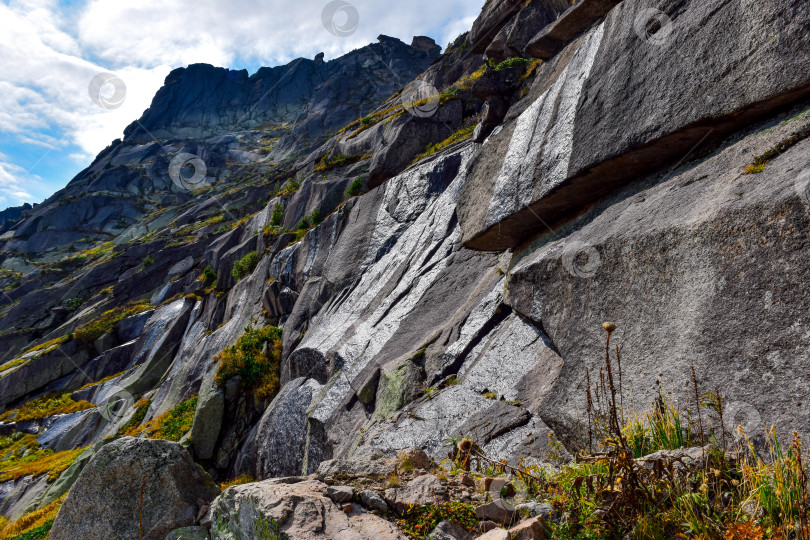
left=50, top=437, right=219, bottom=540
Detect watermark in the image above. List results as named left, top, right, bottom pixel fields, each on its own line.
left=88, top=72, right=127, bottom=110
left=724, top=401, right=762, bottom=438
left=634, top=8, right=675, bottom=47
left=794, top=165, right=810, bottom=204
left=321, top=0, right=359, bottom=38
left=98, top=387, right=135, bottom=423
left=400, top=81, right=440, bottom=119
left=169, top=153, right=208, bottom=191
left=561, top=241, right=601, bottom=278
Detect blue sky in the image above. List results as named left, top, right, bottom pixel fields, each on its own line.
left=0, top=0, right=481, bottom=211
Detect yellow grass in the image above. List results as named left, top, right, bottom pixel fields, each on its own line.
left=0, top=446, right=84, bottom=483
left=0, top=494, right=65, bottom=539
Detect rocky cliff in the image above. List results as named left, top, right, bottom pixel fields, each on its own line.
left=1, top=0, right=810, bottom=538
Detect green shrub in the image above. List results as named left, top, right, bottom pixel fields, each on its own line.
left=494, top=57, right=531, bottom=71
left=270, top=203, right=284, bottom=226
left=142, top=255, right=155, bottom=267
left=310, top=209, right=322, bottom=225
left=297, top=217, right=310, bottom=230
left=413, top=126, right=476, bottom=164
left=231, top=251, right=259, bottom=281
left=347, top=177, right=364, bottom=197
left=7, top=519, right=53, bottom=540
left=214, top=326, right=282, bottom=400
left=202, top=265, right=217, bottom=287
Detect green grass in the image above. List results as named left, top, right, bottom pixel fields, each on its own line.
left=314, top=152, right=372, bottom=172
left=133, top=396, right=198, bottom=442
left=533, top=323, right=810, bottom=539
left=0, top=434, right=85, bottom=483
left=0, top=358, right=27, bottom=375
left=117, top=399, right=151, bottom=436
left=413, top=126, right=476, bottom=164
left=745, top=128, right=810, bottom=174
left=0, top=494, right=63, bottom=540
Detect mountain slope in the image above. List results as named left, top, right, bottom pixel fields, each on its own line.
left=1, top=0, right=810, bottom=537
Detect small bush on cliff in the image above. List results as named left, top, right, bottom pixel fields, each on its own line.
left=413, top=126, right=475, bottom=164
left=270, top=203, right=284, bottom=226
left=215, top=326, right=282, bottom=400
left=201, top=265, right=217, bottom=287
left=231, top=251, right=259, bottom=281
left=493, top=57, right=530, bottom=71
left=314, top=152, right=372, bottom=172
left=347, top=177, right=364, bottom=197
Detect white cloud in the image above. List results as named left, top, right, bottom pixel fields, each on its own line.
left=0, top=0, right=483, bottom=206
left=0, top=157, right=38, bottom=207
left=77, top=0, right=480, bottom=67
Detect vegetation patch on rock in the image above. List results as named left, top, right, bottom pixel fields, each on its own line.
left=73, top=300, right=152, bottom=350
left=0, top=391, right=94, bottom=423
left=214, top=326, right=283, bottom=400
left=126, top=396, right=198, bottom=442
left=0, top=434, right=84, bottom=483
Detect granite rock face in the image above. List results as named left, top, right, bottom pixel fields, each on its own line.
left=458, top=0, right=810, bottom=250
left=506, top=110, right=810, bottom=447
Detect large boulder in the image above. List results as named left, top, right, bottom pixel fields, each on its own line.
left=50, top=437, right=220, bottom=540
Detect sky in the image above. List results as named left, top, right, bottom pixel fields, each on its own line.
left=0, top=0, right=481, bottom=211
